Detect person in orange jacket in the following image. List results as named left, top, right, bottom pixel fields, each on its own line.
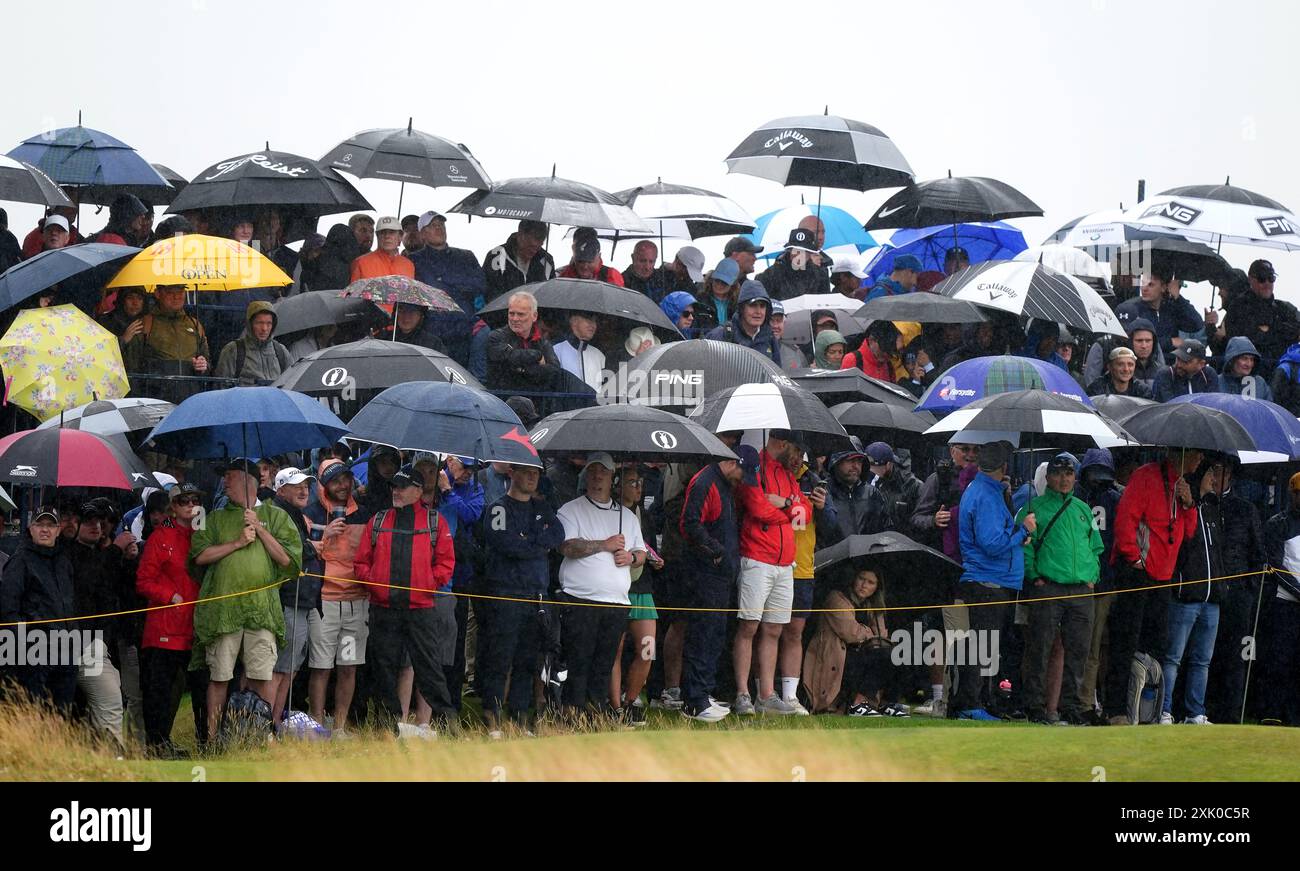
left=350, top=216, right=415, bottom=282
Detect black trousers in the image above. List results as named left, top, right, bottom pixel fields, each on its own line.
left=477, top=596, right=545, bottom=721
left=1102, top=573, right=1170, bottom=718
left=680, top=573, right=731, bottom=711
left=11, top=664, right=77, bottom=712
left=368, top=606, right=454, bottom=731
left=843, top=644, right=894, bottom=702
left=1021, top=581, right=1094, bottom=715
left=1258, top=595, right=1300, bottom=725
left=1206, top=584, right=1257, bottom=724
left=951, top=583, right=1013, bottom=713
left=139, top=647, right=209, bottom=749
left=558, top=592, right=626, bottom=711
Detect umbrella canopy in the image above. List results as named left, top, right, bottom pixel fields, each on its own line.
left=814, top=532, right=962, bottom=591
left=321, top=120, right=491, bottom=190
left=924, top=389, right=1129, bottom=450
left=272, top=290, right=386, bottom=338
left=916, top=354, right=1092, bottom=415
left=854, top=292, right=989, bottom=326
left=1118, top=402, right=1258, bottom=455
left=1089, top=393, right=1156, bottom=425
left=1013, top=244, right=1110, bottom=285
left=339, top=275, right=462, bottom=311
left=866, top=222, right=1027, bottom=284
left=0, top=486, right=14, bottom=513
left=477, top=278, right=682, bottom=344
left=688, top=382, right=850, bottom=454
left=775, top=293, right=865, bottom=345
left=105, top=234, right=292, bottom=291
left=35, top=397, right=175, bottom=437
left=1121, top=183, right=1300, bottom=250
left=611, top=181, right=755, bottom=240
left=1046, top=208, right=1181, bottom=250
left=7, top=124, right=171, bottom=196
left=449, top=174, right=653, bottom=233
left=347, top=381, right=540, bottom=467
left=0, top=242, right=139, bottom=310
left=831, top=401, right=936, bottom=435
left=0, top=155, right=73, bottom=207
left=725, top=113, right=915, bottom=192
left=789, top=368, right=917, bottom=408
left=272, top=338, right=480, bottom=394
left=746, top=204, right=878, bottom=262
left=0, top=305, right=130, bottom=421
left=864, top=176, right=1043, bottom=231
left=0, top=428, right=161, bottom=490
left=1111, top=237, right=1230, bottom=284
left=626, top=339, right=790, bottom=411
left=934, top=259, right=1125, bottom=337
left=146, top=386, right=350, bottom=459
left=529, top=404, right=737, bottom=464
left=1167, top=394, right=1300, bottom=463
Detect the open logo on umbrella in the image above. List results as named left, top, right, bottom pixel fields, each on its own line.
left=650, top=430, right=678, bottom=450
left=321, top=367, right=349, bottom=388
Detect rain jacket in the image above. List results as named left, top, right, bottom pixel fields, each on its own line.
left=704, top=280, right=781, bottom=363
left=410, top=244, right=486, bottom=313
left=813, top=329, right=847, bottom=370
left=626, top=265, right=694, bottom=304
left=350, top=249, right=415, bottom=282
left=311, top=225, right=361, bottom=291
left=680, top=462, right=740, bottom=580
left=304, top=459, right=368, bottom=602
left=875, top=464, right=922, bottom=533
left=121, top=306, right=210, bottom=375
left=1217, top=336, right=1273, bottom=400
left=557, top=262, right=625, bottom=286
left=1077, top=448, right=1123, bottom=587
left=354, top=504, right=455, bottom=609
left=660, top=291, right=699, bottom=338
left=1113, top=460, right=1198, bottom=581
left=1198, top=489, right=1263, bottom=595
left=1221, top=290, right=1300, bottom=368
left=1019, top=321, right=1068, bottom=371
left=862, top=275, right=907, bottom=302
left=958, top=470, right=1028, bottom=590
left=0, top=537, right=75, bottom=628
left=214, top=300, right=294, bottom=384
left=1171, top=494, right=1225, bottom=604
left=826, top=456, right=892, bottom=540
left=485, top=323, right=560, bottom=392
left=135, top=520, right=199, bottom=651
left=482, top=233, right=555, bottom=305
left=1151, top=362, right=1220, bottom=401
left=756, top=252, right=830, bottom=301
left=481, top=493, right=565, bottom=595
left=735, top=448, right=807, bottom=568
left=1269, top=342, right=1300, bottom=415
left=841, top=336, right=894, bottom=381
left=1115, top=294, right=1203, bottom=355
left=374, top=310, right=446, bottom=352
left=1086, top=373, right=1152, bottom=399
left=1264, top=505, right=1300, bottom=600
left=1016, top=488, right=1104, bottom=584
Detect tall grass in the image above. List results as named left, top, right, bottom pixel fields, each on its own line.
left=0, top=691, right=138, bottom=781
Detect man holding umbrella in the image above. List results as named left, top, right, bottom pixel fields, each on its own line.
left=1220, top=260, right=1298, bottom=374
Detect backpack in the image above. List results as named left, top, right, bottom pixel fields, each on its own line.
left=220, top=688, right=274, bottom=744
left=370, top=506, right=440, bottom=550
left=1124, top=651, right=1165, bottom=725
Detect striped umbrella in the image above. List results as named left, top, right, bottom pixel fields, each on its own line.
left=934, top=259, right=1126, bottom=337
left=0, top=428, right=162, bottom=490
left=923, top=390, right=1130, bottom=451
left=725, top=113, right=915, bottom=192
left=35, top=397, right=175, bottom=437
left=688, top=381, right=849, bottom=454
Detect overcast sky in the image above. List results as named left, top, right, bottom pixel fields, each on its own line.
left=4, top=0, right=1296, bottom=311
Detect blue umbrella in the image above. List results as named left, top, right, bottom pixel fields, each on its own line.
left=7, top=123, right=171, bottom=203
left=145, top=386, right=350, bottom=458
left=0, top=243, right=139, bottom=309
left=745, top=205, right=878, bottom=261
left=865, top=222, right=1028, bottom=284
left=916, top=355, right=1092, bottom=415
left=347, top=381, right=541, bottom=468
left=1167, top=394, right=1300, bottom=463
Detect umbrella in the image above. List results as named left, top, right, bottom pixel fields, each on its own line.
left=866, top=222, right=1028, bottom=284
left=528, top=404, right=737, bottom=464
left=864, top=175, right=1043, bottom=232
left=1167, top=394, right=1300, bottom=463
left=934, top=259, right=1125, bottom=337
left=1046, top=208, right=1181, bottom=250
left=0, top=155, right=73, bottom=207
left=745, top=204, right=878, bottom=262
left=1121, top=182, right=1300, bottom=250
left=321, top=118, right=491, bottom=213
left=150, top=164, right=189, bottom=197
left=1111, top=237, right=1230, bottom=284
left=272, top=290, right=386, bottom=338
left=347, top=381, right=541, bottom=468
left=7, top=121, right=172, bottom=203
left=0, top=305, right=130, bottom=421
left=724, top=112, right=915, bottom=192
left=854, top=292, right=989, bottom=326
left=687, top=382, right=850, bottom=454
left=625, top=339, right=790, bottom=411
left=789, top=368, right=917, bottom=408
left=923, top=389, right=1130, bottom=451
left=104, top=234, right=292, bottom=291
left=35, top=397, right=175, bottom=437
left=449, top=171, right=653, bottom=233
left=146, top=386, right=350, bottom=459
left=0, top=243, right=139, bottom=310
left=0, top=428, right=161, bottom=490
left=1089, top=393, right=1156, bottom=425
left=774, top=293, right=865, bottom=345
left=814, top=532, right=962, bottom=591
left=611, top=180, right=755, bottom=240
left=831, top=401, right=936, bottom=435
left=477, top=278, right=682, bottom=344
left=1013, top=244, right=1111, bottom=287
left=1113, top=402, right=1258, bottom=455
left=915, top=355, right=1092, bottom=415
left=0, top=485, right=14, bottom=513
left=272, top=338, right=480, bottom=394
left=340, top=275, right=462, bottom=313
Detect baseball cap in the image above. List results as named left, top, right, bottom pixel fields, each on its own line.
left=736, top=444, right=761, bottom=485
left=711, top=258, right=741, bottom=286
left=573, top=227, right=598, bottom=244
left=977, top=440, right=1013, bottom=472
left=274, top=467, right=314, bottom=489
left=675, top=246, right=705, bottom=282
left=453, top=455, right=479, bottom=468
left=319, top=460, right=354, bottom=486
left=583, top=451, right=616, bottom=472
left=723, top=237, right=763, bottom=257
left=222, top=457, right=259, bottom=476
left=31, top=505, right=60, bottom=524
left=392, top=463, right=425, bottom=489
left=44, top=214, right=70, bottom=233
left=417, top=210, right=447, bottom=231
left=1173, top=340, right=1208, bottom=362
left=784, top=228, right=818, bottom=253
left=575, top=237, right=601, bottom=262
left=865, top=441, right=900, bottom=466
left=944, top=246, right=970, bottom=263
left=1108, top=346, right=1137, bottom=362
left=169, top=482, right=205, bottom=502
left=624, top=325, right=658, bottom=356
left=505, top=396, right=539, bottom=428
left=769, top=300, right=785, bottom=317
left=1046, top=452, right=1079, bottom=473
left=375, top=216, right=402, bottom=233
left=1249, top=259, right=1277, bottom=281
left=78, top=499, right=115, bottom=520
left=769, top=429, right=804, bottom=447
left=831, top=255, right=867, bottom=279
left=893, top=253, right=923, bottom=272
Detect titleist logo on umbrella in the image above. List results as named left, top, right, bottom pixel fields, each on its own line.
left=763, top=130, right=815, bottom=150
left=204, top=154, right=312, bottom=181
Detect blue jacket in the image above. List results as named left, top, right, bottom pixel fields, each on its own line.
left=864, top=276, right=907, bottom=302
left=410, top=245, right=487, bottom=313
left=958, top=470, right=1028, bottom=589
left=1151, top=363, right=1220, bottom=401
left=704, top=281, right=781, bottom=362
left=1115, top=295, right=1204, bottom=355
left=1217, top=336, right=1273, bottom=400
left=660, top=291, right=699, bottom=339
left=481, top=493, right=566, bottom=595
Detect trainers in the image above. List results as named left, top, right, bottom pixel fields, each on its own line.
left=652, top=687, right=684, bottom=710
left=785, top=697, right=811, bottom=716
left=709, top=697, right=731, bottom=709
left=756, top=695, right=800, bottom=716
left=1158, top=711, right=1174, bottom=725
left=1027, top=708, right=1052, bottom=725
left=683, top=702, right=730, bottom=723
left=956, top=708, right=1000, bottom=721
left=1182, top=715, right=1212, bottom=725
left=488, top=729, right=504, bottom=740
left=847, top=702, right=881, bottom=717
left=397, top=722, right=437, bottom=741
left=879, top=702, right=910, bottom=718
left=733, top=693, right=756, bottom=715
left=625, top=704, right=647, bottom=728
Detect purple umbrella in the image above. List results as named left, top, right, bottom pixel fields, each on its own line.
left=916, top=355, right=1092, bottom=415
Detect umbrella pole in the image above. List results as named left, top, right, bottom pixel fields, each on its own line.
left=815, top=187, right=823, bottom=223
left=397, top=182, right=405, bottom=218
left=1241, top=567, right=1268, bottom=724
left=392, top=302, right=399, bottom=342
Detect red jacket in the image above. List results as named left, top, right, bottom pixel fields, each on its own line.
left=22, top=222, right=83, bottom=258
left=354, top=505, right=455, bottom=609
left=1113, top=460, right=1198, bottom=581
left=558, top=263, right=625, bottom=286
left=841, top=338, right=894, bottom=381
left=135, top=522, right=199, bottom=651
left=735, top=449, right=808, bottom=568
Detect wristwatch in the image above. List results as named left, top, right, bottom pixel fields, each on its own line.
left=783, top=496, right=794, bottom=510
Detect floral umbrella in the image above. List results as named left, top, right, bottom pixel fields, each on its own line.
left=339, top=275, right=462, bottom=311
left=0, top=305, right=130, bottom=422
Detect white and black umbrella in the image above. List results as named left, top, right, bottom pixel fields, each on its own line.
left=529, top=404, right=737, bottom=464
left=1121, top=182, right=1300, bottom=251
left=854, top=291, right=989, bottom=326
left=725, top=112, right=915, bottom=192
left=612, top=180, right=755, bottom=240
left=1046, top=207, right=1181, bottom=250
left=776, top=293, right=865, bottom=345
left=626, top=339, right=790, bottom=411
left=1089, top=394, right=1156, bottom=425
left=449, top=169, right=653, bottom=234
left=272, top=338, right=480, bottom=394
left=935, top=259, right=1126, bottom=336
left=0, top=155, right=72, bottom=207
left=1013, top=244, right=1111, bottom=290
left=35, top=397, right=175, bottom=437
left=476, top=277, right=683, bottom=344
left=864, top=174, right=1043, bottom=231
left=689, top=381, right=850, bottom=453
left=923, top=389, right=1130, bottom=451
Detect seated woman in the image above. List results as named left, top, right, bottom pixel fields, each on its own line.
left=802, top=564, right=908, bottom=717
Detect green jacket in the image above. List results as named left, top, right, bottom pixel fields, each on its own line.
left=1015, top=489, right=1103, bottom=584
left=122, top=308, right=210, bottom=375
left=188, top=500, right=302, bottom=663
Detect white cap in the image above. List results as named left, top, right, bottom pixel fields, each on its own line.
left=624, top=326, right=659, bottom=357
left=831, top=254, right=866, bottom=279
left=274, top=467, right=315, bottom=489
left=675, top=246, right=705, bottom=282
left=44, top=214, right=70, bottom=233
left=583, top=451, right=616, bottom=472
left=417, top=210, right=447, bottom=231
left=375, top=216, right=402, bottom=233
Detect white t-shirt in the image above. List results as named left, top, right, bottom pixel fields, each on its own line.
left=557, top=495, right=646, bottom=604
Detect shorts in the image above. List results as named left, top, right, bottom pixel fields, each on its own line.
left=310, top=599, right=370, bottom=668
left=628, top=592, right=658, bottom=621
left=737, top=557, right=793, bottom=624
left=790, top=578, right=815, bottom=619
left=207, top=628, right=277, bottom=682
left=274, top=606, right=319, bottom=674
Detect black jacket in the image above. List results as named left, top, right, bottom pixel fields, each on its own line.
left=756, top=253, right=830, bottom=301
left=482, top=234, right=555, bottom=306
left=826, top=474, right=892, bottom=541
left=679, top=463, right=740, bottom=579
left=313, top=225, right=361, bottom=291
left=1173, top=495, right=1225, bottom=604
left=875, top=466, right=922, bottom=533
left=481, top=493, right=565, bottom=595
left=1222, top=293, right=1300, bottom=369
left=485, top=325, right=560, bottom=393
left=1264, top=507, right=1300, bottom=600
left=273, top=496, right=324, bottom=612
left=67, top=539, right=129, bottom=652
left=1212, top=490, right=1265, bottom=593
left=910, top=463, right=965, bottom=549
left=0, top=538, right=75, bottom=626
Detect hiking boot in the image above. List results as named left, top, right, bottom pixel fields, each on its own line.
left=625, top=703, right=647, bottom=728
left=733, top=693, right=756, bottom=715
left=683, top=702, right=730, bottom=723
left=756, top=694, right=800, bottom=716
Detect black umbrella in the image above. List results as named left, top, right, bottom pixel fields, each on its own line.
left=273, top=339, right=480, bottom=394
left=347, top=381, right=540, bottom=467
left=813, top=532, right=962, bottom=608
left=626, top=339, right=790, bottom=412
left=1160, top=182, right=1289, bottom=209
left=271, top=291, right=386, bottom=339
left=0, top=155, right=72, bottom=207
left=83, top=163, right=188, bottom=207
left=1112, top=237, right=1230, bottom=284
left=0, top=242, right=140, bottom=309
left=854, top=292, right=988, bottom=325
left=831, top=401, right=935, bottom=435
left=1089, top=393, right=1157, bottom=425
left=449, top=170, right=652, bottom=233
left=1119, top=402, right=1257, bottom=454
left=864, top=174, right=1043, bottom=231
left=688, top=382, right=850, bottom=455
left=477, top=277, right=682, bottom=344
left=725, top=112, right=915, bottom=192
left=529, top=404, right=737, bottom=464
left=923, top=389, right=1130, bottom=452
left=789, top=368, right=916, bottom=408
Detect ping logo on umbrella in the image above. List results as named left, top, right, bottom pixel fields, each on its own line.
left=1140, top=201, right=1202, bottom=226
left=8, top=465, right=37, bottom=477
left=1257, top=216, right=1297, bottom=237
left=650, top=430, right=678, bottom=450
left=321, top=367, right=349, bottom=388
left=763, top=130, right=815, bottom=151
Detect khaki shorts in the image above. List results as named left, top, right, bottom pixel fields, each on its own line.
left=207, top=628, right=278, bottom=682
left=737, top=557, right=793, bottom=624
left=310, top=599, right=370, bottom=668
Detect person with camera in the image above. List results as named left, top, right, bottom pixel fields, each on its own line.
left=782, top=439, right=837, bottom=716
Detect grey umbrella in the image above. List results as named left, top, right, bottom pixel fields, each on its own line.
left=0, top=156, right=72, bottom=207
left=449, top=168, right=653, bottom=233
left=725, top=112, right=915, bottom=192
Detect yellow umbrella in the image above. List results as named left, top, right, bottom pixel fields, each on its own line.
left=0, top=305, right=131, bottom=422
left=104, top=233, right=292, bottom=291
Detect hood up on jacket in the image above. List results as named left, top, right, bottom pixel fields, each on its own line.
left=813, top=329, right=847, bottom=369
left=1224, top=335, right=1261, bottom=368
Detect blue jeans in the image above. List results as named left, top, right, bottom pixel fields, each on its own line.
left=1162, top=601, right=1220, bottom=717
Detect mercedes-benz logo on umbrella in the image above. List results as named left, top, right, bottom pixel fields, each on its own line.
left=321, top=367, right=349, bottom=388
left=650, top=430, right=678, bottom=450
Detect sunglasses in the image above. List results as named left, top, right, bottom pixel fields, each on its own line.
left=173, top=496, right=201, bottom=506
left=680, top=310, right=696, bottom=319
